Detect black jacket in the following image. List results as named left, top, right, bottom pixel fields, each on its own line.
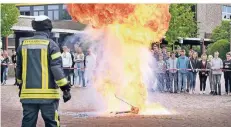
left=198, top=60, right=209, bottom=76
left=188, top=58, right=199, bottom=73
left=16, top=32, right=68, bottom=103
left=1, top=57, right=9, bottom=69
left=11, top=54, right=17, bottom=64
left=223, top=59, right=231, bottom=74
left=70, top=52, right=75, bottom=74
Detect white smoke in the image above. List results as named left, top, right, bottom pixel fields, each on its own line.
left=64, top=26, right=157, bottom=112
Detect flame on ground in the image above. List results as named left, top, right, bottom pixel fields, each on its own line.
left=67, top=4, right=171, bottom=115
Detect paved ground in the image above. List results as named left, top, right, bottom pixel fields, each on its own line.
left=1, top=77, right=231, bottom=127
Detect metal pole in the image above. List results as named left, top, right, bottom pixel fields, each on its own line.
left=179, top=37, right=183, bottom=49
left=202, top=38, right=205, bottom=54
left=200, top=38, right=204, bottom=54
left=114, top=94, right=134, bottom=107
left=230, top=22, right=231, bottom=52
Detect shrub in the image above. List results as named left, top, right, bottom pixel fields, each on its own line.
left=211, top=21, right=230, bottom=42
left=207, top=39, right=230, bottom=60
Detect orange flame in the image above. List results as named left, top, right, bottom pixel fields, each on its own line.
left=67, top=4, right=136, bottom=28
left=67, top=4, right=171, bottom=114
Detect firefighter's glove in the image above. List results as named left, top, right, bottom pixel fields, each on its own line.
left=63, top=90, right=71, bottom=103
left=60, top=82, right=71, bottom=103
left=17, top=83, right=22, bottom=97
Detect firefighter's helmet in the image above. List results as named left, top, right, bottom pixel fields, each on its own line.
left=32, top=15, right=53, bottom=32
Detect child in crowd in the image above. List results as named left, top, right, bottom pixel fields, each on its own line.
left=188, top=52, right=199, bottom=94
left=187, top=50, right=194, bottom=92
left=198, top=54, right=209, bottom=94
left=61, top=46, right=73, bottom=82
left=74, top=47, right=86, bottom=87
left=177, top=50, right=189, bottom=93
left=1, top=51, right=10, bottom=85
left=207, top=55, right=214, bottom=95
left=167, top=52, right=178, bottom=93
left=211, top=51, right=223, bottom=95
left=223, top=52, right=231, bottom=95
left=156, top=55, right=167, bottom=92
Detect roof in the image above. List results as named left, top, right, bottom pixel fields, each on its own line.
left=161, top=37, right=213, bottom=45
left=162, top=36, right=212, bottom=41
left=183, top=37, right=211, bottom=42
left=16, top=3, right=59, bottom=6
left=11, top=26, right=84, bottom=34
left=11, top=15, right=87, bottom=33
left=179, top=38, right=213, bottom=45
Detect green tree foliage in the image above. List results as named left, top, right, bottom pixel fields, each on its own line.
left=165, top=4, right=197, bottom=46
left=1, top=4, right=19, bottom=37
left=211, top=21, right=230, bottom=42
left=0, top=39, right=2, bottom=49
left=207, top=39, right=230, bottom=60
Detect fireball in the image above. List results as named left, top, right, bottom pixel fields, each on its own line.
left=67, top=4, right=171, bottom=114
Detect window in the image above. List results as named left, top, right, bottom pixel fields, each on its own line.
left=19, top=6, right=30, bottom=16
left=48, top=5, right=59, bottom=20
left=61, top=5, right=71, bottom=20
left=33, top=6, right=44, bottom=16
left=222, top=5, right=231, bottom=20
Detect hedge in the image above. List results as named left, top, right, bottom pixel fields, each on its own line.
left=207, top=39, right=230, bottom=60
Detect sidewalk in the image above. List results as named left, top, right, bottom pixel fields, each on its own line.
left=1, top=77, right=15, bottom=86
left=1, top=78, right=231, bottom=127
left=2, top=74, right=227, bottom=94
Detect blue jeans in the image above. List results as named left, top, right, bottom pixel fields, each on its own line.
left=165, top=71, right=170, bottom=91
left=169, top=72, right=178, bottom=92
left=1, top=67, right=8, bottom=83
left=213, top=74, right=221, bottom=95
left=74, top=63, right=86, bottom=87
left=178, top=72, right=187, bottom=92
left=157, top=73, right=165, bottom=92
left=187, top=72, right=191, bottom=90
left=189, top=72, right=197, bottom=90
left=74, top=69, right=85, bottom=87
left=74, top=69, right=86, bottom=87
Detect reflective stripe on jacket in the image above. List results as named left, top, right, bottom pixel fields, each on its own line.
left=16, top=32, right=68, bottom=103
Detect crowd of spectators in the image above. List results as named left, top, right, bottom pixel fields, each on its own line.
left=60, top=46, right=96, bottom=88
left=1, top=43, right=231, bottom=96
left=151, top=43, right=231, bottom=96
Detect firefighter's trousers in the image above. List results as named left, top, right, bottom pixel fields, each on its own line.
left=21, top=100, right=60, bottom=127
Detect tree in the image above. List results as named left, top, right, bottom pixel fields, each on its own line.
left=165, top=4, right=197, bottom=47
left=0, top=39, right=2, bottom=50
left=1, top=4, right=19, bottom=37
left=207, top=39, right=230, bottom=59
left=211, top=21, right=230, bottom=42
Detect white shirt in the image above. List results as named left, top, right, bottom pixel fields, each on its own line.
left=61, top=52, right=72, bottom=68
left=85, top=54, right=96, bottom=70
left=167, top=58, right=178, bottom=73
left=211, top=57, right=223, bottom=74
left=74, top=53, right=85, bottom=62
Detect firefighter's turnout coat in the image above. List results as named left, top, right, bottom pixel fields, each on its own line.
left=16, top=32, right=68, bottom=104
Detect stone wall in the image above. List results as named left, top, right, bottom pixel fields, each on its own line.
left=197, top=4, right=231, bottom=38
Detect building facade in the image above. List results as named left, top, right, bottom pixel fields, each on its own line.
left=1, top=3, right=87, bottom=77
left=16, top=3, right=71, bottom=21
left=196, top=4, right=231, bottom=38
left=2, top=3, right=86, bottom=52
left=2, top=3, right=231, bottom=51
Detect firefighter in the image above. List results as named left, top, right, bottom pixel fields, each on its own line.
left=16, top=15, right=71, bottom=127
